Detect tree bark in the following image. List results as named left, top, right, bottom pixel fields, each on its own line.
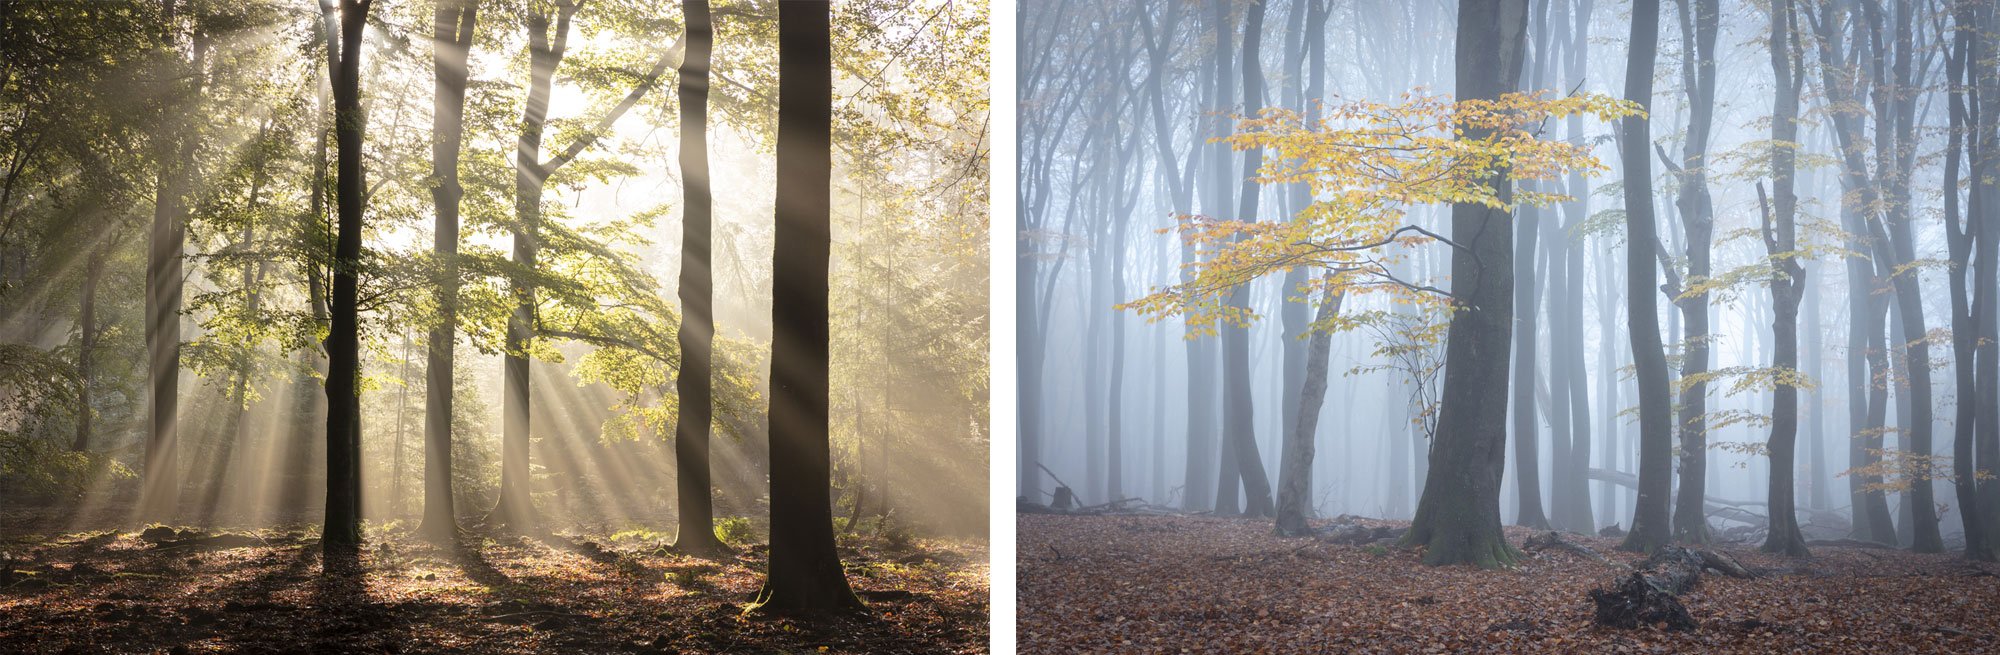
left=1221, top=0, right=1275, bottom=520
left=1402, top=0, right=1529, bottom=568
left=670, top=0, right=727, bottom=558
left=1277, top=286, right=1341, bottom=537
left=749, top=0, right=860, bottom=613
left=1619, top=0, right=1674, bottom=554
left=1666, top=0, right=1718, bottom=545
left=420, top=0, right=475, bottom=543
left=322, top=0, right=372, bottom=558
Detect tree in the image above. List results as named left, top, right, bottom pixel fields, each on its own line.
left=748, top=0, right=860, bottom=613
left=1941, top=0, right=1995, bottom=562
left=1510, top=0, right=1551, bottom=533
left=1758, top=0, right=1809, bottom=559
left=490, top=0, right=682, bottom=530
left=1127, top=26, right=1636, bottom=568
left=1661, top=0, right=1718, bottom=545
left=143, top=0, right=210, bottom=522
left=671, top=0, right=727, bottom=558
left=421, top=0, right=476, bottom=544
left=1220, top=0, right=1275, bottom=520
left=1407, top=0, right=1532, bottom=567
left=1619, top=0, right=1675, bottom=554
left=322, top=0, right=372, bottom=557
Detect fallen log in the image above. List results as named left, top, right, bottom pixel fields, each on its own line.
left=1588, top=545, right=1757, bottom=631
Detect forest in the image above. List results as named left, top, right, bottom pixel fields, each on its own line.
left=0, top=0, right=989, bottom=653
left=1017, top=0, right=2000, bottom=651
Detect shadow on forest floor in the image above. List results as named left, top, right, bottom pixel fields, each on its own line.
left=0, top=514, right=988, bottom=654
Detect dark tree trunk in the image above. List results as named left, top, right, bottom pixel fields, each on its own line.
left=1402, top=0, right=1529, bottom=568
left=1759, top=0, right=1808, bottom=558
left=1969, top=0, right=2000, bottom=555
left=750, top=0, right=860, bottom=613
left=72, top=241, right=105, bottom=452
left=1941, top=0, right=1991, bottom=560
left=323, top=0, right=372, bottom=557
left=1666, top=0, right=1718, bottom=545
left=1221, top=0, right=1274, bottom=520
left=1513, top=199, right=1547, bottom=530
left=1619, top=0, right=1674, bottom=554
left=1811, top=1, right=1897, bottom=546
left=421, top=0, right=475, bottom=543
left=670, top=0, right=727, bottom=558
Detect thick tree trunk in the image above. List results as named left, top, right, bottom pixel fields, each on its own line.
left=750, top=0, right=859, bottom=613
left=1403, top=0, right=1529, bottom=568
left=1759, top=1, right=1809, bottom=558
left=71, top=242, right=104, bottom=452
left=1941, top=0, right=1990, bottom=560
left=323, top=0, right=372, bottom=557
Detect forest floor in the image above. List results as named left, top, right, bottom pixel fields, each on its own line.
left=0, top=513, right=988, bottom=654
left=1019, top=513, right=2000, bottom=654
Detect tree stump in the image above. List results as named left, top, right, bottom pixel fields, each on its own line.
left=1587, top=545, right=1751, bottom=631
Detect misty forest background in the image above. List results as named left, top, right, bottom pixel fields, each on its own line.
left=1018, top=0, right=2000, bottom=563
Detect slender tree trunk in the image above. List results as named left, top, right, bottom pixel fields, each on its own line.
left=670, top=0, right=727, bottom=557
left=1221, top=0, right=1275, bottom=519
left=143, top=3, right=207, bottom=522
left=1619, top=0, right=1674, bottom=554
left=421, top=0, right=475, bottom=542
left=72, top=240, right=105, bottom=452
left=492, top=0, right=581, bottom=531
left=1941, top=0, right=1989, bottom=560
left=1403, top=0, right=1529, bottom=568
left=750, top=0, right=861, bottom=612
left=1277, top=286, right=1342, bottom=536
left=323, top=0, right=373, bottom=557
left=1666, top=0, right=1717, bottom=545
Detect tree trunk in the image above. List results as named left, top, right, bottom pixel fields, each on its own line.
left=143, top=5, right=208, bottom=522
left=421, top=0, right=475, bottom=543
left=1221, top=0, right=1275, bottom=520
left=749, top=0, right=860, bottom=613
left=1277, top=286, right=1342, bottom=537
left=1940, top=0, right=1990, bottom=560
left=323, top=0, right=372, bottom=557
left=1667, top=0, right=1718, bottom=546
left=1619, top=0, right=1674, bottom=554
left=71, top=241, right=104, bottom=452
left=669, top=0, right=727, bottom=558
left=492, top=0, right=581, bottom=531
left=1403, top=0, right=1529, bottom=568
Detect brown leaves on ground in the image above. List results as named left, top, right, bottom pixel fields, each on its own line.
left=1018, top=514, right=2000, bottom=654
left=0, top=525, right=987, bottom=654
